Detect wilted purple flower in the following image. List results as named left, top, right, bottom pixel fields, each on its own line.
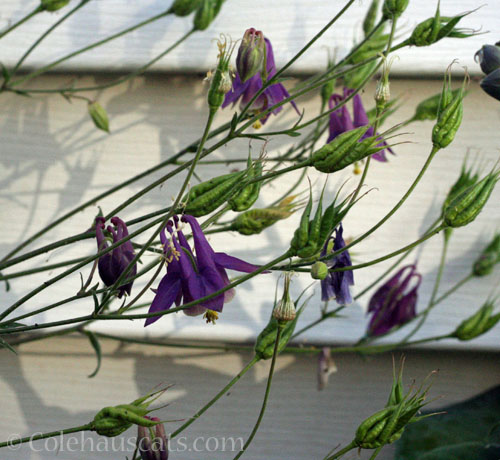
left=317, top=347, right=337, bottom=391
left=95, top=216, right=136, bottom=298
left=328, top=88, right=394, bottom=162
left=146, top=215, right=263, bottom=326
left=367, top=264, right=422, bottom=337
left=222, top=31, right=299, bottom=125
left=320, top=224, right=354, bottom=305
left=137, top=416, right=168, bottom=460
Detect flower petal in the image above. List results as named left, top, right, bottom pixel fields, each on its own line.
left=145, top=273, right=182, bottom=327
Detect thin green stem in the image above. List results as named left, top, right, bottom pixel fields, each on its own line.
left=0, top=253, right=290, bottom=334
left=0, top=424, right=93, bottom=448
left=293, top=145, right=441, bottom=268
left=432, top=273, right=473, bottom=306
left=324, top=440, right=357, bottom=460
left=0, top=118, right=231, bottom=267
left=9, top=9, right=173, bottom=88
left=403, top=231, right=450, bottom=342
left=0, top=6, right=41, bottom=40
left=232, top=327, right=282, bottom=460
left=170, top=355, right=260, bottom=438
left=9, top=0, right=91, bottom=77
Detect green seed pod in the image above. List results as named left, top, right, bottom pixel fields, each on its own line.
left=363, top=0, right=381, bottom=36
left=40, top=0, right=70, bottom=11
left=329, top=135, right=387, bottom=172
left=193, top=0, right=224, bottom=31
left=382, top=0, right=409, bottom=20
left=442, top=162, right=480, bottom=215
left=290, top=191, right=314, bottom=255
left=344, top=60, right=379, bottom=90
left=432, top=72, right=467, bottom=149
left=443, top=170, right=499, bottom=228
left=88, top=101, right=110, bottom=133
left=170, top=0, right=201, bottom=16
left=232, top=208, right=294, bottom=235
left=311, top=125, right=370, bottom=173
left=296, top=187, right=325, bottom=259
left=311, top=261, right=329, bottom=280
left=407, top=6, right=474, bottom=47
left=473, top=234, right=500, bottom=277
left=453, top=301, right=500, bottom=341
left=348, top=29, right=389, bottom=65
left=355, top=407, right=393, bottom=446
left=228, top=156, right=263, bottom=212
left=184, top=171, right=244, bottom=217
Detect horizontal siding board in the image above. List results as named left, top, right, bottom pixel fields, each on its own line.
left=0, top=0, right=497, bottom=76
left=1, top=75, right=499, bottom=349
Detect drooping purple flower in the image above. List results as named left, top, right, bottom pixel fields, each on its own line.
left=320, top=223, right=354, bottom=305
left=222, top=32, right=300, bottom=125
left=146, top=215, right=264, bottom=326
left=95, top=216, right=136, bottom=298
left=137, top=416, right=168, bottom=460
left=366, top=264, right=422, bottom=337
left=327, top=88, right=394, bottom=162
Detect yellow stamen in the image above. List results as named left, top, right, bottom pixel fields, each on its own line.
left=203, top=310, right=219, bottom=324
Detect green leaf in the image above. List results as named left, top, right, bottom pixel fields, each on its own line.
left=395, top=385, right=500, bottom=460
left=84, top=331, right=102, bottom=378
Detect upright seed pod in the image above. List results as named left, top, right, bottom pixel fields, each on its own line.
left=228, top=156, right=263, bottom=212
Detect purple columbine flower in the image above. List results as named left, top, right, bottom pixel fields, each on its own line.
left=320, top=223, right=354, bottom=305
left=95, top=216, right=136, bottom=298
left=366, top=264, right=422, bottom=337
left=222, top=30, right=300, bottom=125
left=146, top=215, right=264, bottom=326
left=328, top=88, right=394, bottom=162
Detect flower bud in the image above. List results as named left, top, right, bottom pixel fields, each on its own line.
left=475, top=44, right=500, bottom=75
left=473, top=234, right=500, bottom=277
left=88, top=101, right=110, bottom=133
left=273, top=273, right=296, bottom=323
left=443, top=168, right=499, bottom=228
left=236, top=28, right=266, bottom=83
left=40, top=0, right=70, bottom=11
left=432, top=70, right=467, bottom=150
left=382, top=0, right=409, bottom=20
left=137, top=416, right=169, bottom=460
left=169, top=0, right=201, bottom=16
left=311, top=261, right=329, bottom=280
left=375, top=57, right=394, bottom=111
left=452, top=301, right=500, bottom=341
left=480, top=68, right=500, bottom=102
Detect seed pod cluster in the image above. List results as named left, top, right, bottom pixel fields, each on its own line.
left=453, top=301, right=500, bottom=341
left=473, top=234, right=500, bottom=277
left=184, top=171, right=245, bottom=217
left=442, top=162, right=479, bottom=216
left=432, top=72, right=466, bottom=150
left=228, top=156, right=263, bottom=212
left=311, top=126, right=385, bottom=174
left=290, top=189, right=350, bottom=259
left=412, top=89, right=460, bottom=122
left=407, top=5, right=474, bottom=47
left=443, top=170, right=499, bottom=228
